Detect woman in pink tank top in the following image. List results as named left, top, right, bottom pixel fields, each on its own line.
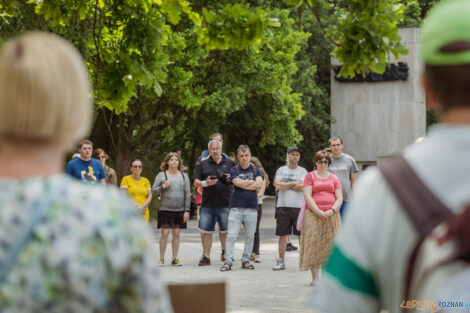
left=299, top=150, right=343, bottom=286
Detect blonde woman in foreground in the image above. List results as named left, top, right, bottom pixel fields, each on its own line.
left=0, top=32, right=172, bottom=313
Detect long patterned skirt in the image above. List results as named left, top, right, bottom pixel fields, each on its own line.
left=299, top=209, right=341, bottom=271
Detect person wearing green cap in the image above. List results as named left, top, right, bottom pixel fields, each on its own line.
left=309, top=0, right=470, bottom=312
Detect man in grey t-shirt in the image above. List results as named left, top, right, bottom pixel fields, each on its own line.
left=272, top=147, right=307, bottom=270
left=328, top=137, right=358, bottom=219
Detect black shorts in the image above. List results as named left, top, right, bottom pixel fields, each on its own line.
left=157, top=210, right=187, bottom=229
left=275, top=207, right=300, bottom=236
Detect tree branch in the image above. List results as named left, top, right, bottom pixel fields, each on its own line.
left=303, top=2, right=342, bottom=47
left=101, top=107, right=118, bottom=154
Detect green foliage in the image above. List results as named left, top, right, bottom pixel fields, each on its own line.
left=287, top=0, right=410, bottom=78
left=144, top=8, right=309, bottom=175
left=401, top=0, right=422, bottom=26
left=1, top=0, right=439, bottom=188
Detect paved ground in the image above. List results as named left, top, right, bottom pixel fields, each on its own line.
left=151, top=198, right=319, bottom=313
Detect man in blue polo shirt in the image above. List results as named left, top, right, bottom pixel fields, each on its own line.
left=220, top=145, right=263, bottom=271
left=66, top=139, right=106, bottom=184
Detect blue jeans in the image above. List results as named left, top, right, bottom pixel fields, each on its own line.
left=339, top=201, right=348, bottom=221
left=224, top=208, right=258, bottom=265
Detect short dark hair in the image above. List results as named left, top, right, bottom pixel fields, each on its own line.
left=313, top=150, right=331, bottom=166
left=425, top=64, right=470, bottom=110
left=237, top=144, right=251, bottom=154
left=78, top=139, right=93, bottom=149
left=130, top=158, right=142, bottom=168
left=328, top=137, right=343, bottom=145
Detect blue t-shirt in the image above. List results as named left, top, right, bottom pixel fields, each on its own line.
left=229, top=164, right=263, bottom=209
left=65, top=158, right=106, bottom=184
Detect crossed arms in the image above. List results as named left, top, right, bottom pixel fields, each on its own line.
left=273, top=178, right=304, bottom=192
left=232, top=176, right=263, bottom=190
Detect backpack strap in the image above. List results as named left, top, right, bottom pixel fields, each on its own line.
left=379, top=155, right=453, bottom=304
left=379, top=155, right=453, bottom=237
left=181, top=172, right=187, bottom=211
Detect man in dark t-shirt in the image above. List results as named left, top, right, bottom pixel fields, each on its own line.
left=220, top=145, right=263, bottom=271
left=194, top=139, right=234, bottom=266
left=66, top=139, right=106, bottom=185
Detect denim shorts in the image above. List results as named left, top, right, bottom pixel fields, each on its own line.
left=198, top=207, right=230, bottom=233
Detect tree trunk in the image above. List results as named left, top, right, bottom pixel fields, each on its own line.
left=115, top=117, right=133, bottom=184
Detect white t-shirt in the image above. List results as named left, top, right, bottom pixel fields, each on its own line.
left=275, top=165, right=307, bottom=208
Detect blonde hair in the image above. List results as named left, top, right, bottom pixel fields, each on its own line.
left=0, top=32, right=91, bottom=143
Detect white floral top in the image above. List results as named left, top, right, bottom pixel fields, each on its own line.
left=0, top=175, right=172, bottom=313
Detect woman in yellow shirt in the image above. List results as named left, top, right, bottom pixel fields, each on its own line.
left=120, top=159, right=152, bottom=222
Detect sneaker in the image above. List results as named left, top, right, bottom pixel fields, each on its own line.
left=272, top=258, right=286, bottom=271
left=254, top=254, right=261, bottom=263
left=198, top=256, right=211, bottom=266
left=171, top=258, right=182, bottom=266
left=286, top=243, right=298, bottom=251
left=250, top=253, right=256, bottom=261
left=221, top=250, right=225, bottom=262
left=159, top=258, right=164, bottom=266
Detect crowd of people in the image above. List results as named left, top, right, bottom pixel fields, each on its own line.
left=63, top=127, right=359, bottom=283
left=2, top=0, right=470, bottom=312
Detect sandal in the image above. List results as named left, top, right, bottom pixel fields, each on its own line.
left=219, top=263, right=232, bottom=272
left=241, top=261, right=255, bottom=270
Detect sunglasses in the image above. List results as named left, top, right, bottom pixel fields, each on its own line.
left=99, top=155, right=106, bottom=159
left=317, top=160, right=329, bottom=165
left=132, top=165, right=142, bottom=169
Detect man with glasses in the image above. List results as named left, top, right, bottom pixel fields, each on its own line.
left=194, top=139, right=234, bottom=266
left=66, top=139, right=106, bottom=184
left=328, top=137, right=358, bottom=219
left=273, top=147, right=307, bottom=270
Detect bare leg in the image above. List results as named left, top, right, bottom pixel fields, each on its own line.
left=219, top=232, right=227, bottom=252
left=310, top=267, right=320, bottom=285
left=278, top=235, right=287, bottom=259
left=159, top=228, right=170, bottom=260
left=172, top=228, right=181, bottom=259
left=201, top=233, right=213, bottom=258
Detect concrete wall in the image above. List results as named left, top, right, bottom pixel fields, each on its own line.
left=330, top=27, right=426, bottom=166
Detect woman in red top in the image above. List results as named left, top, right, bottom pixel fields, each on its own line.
left=299, top=150, right=343, bottom=286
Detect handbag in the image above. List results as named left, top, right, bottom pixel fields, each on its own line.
left=296, top=172, right=314, bottom=231
left=296, top=199, right=307, bottom=231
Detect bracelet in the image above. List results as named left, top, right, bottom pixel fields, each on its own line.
left=331, top=208, right=336, bottom=214
left=202, top=180, right=208, bottom=187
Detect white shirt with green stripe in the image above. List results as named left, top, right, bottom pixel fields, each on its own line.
left=310, top=125, right=470, bottom=313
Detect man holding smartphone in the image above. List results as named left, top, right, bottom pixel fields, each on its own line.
left=194, top=139, right=235, bottom=266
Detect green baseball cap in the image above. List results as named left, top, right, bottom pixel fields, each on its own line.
left=421, top=0, right=470, bottom=65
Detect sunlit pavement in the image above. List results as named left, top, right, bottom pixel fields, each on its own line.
left=151, top=198, right=320, bottom=313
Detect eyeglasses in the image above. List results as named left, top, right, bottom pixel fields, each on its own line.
left=132, top=165, right=142, bottom=169
left=317, top=160, right=329, bottom=165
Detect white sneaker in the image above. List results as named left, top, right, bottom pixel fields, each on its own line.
left=272, top=258, right=285, bottom=270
